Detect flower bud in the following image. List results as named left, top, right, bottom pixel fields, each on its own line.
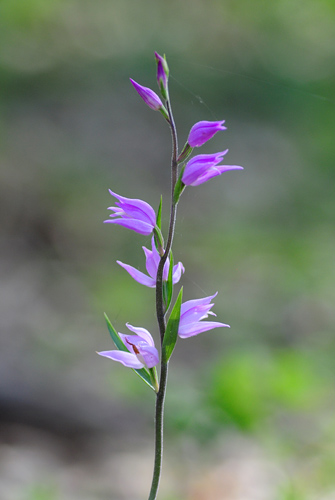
left=155, top=52, right=169, bottom=99
left=188, top=120, right=227, bottom=147
left=130, top=78, right=164, bottom=111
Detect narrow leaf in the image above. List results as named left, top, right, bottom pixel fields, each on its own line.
left=162, top=287, right=183, bottom=362
left=177, top=142, right=193, bottom=163
left=153, top=226, right=164, bottom=255
left=156, top=195, right=163, bottom=230
left=173, top=165, right=186, bottom=204
left=104, top=313, right=157, bottom=392
left=149, top=366, right=159, bottom=393
left=104, top=313, right=126, bottom=351
left=166, top=250, right=174, bottom=311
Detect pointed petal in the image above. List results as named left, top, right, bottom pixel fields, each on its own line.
left=188, top=120, right=227, bottom=147
left=180, top=293, right=218, bottom=316
left=162, top=256, right=170, bottom=281
left=179, top=321, right=230, bottom=338
left=180, top=304, right=214, bottom=325
left=129, top=78, right=163, bottom=111
left=104, top=218, right=154, bottom=235
left=183, top=152, right=228, bottom=183
left=117, top=261, right=156, bottom=287
left=191, top=165, right=244, bottom=186
left=172, top=262, right=185, bottom=284
left=143, top=237, right=160, bottom=279
left=126, top=323, right=155, bottom=347
left=108, top=189, right=156, bottom=226
left=97, top=350, right=144, bottom=368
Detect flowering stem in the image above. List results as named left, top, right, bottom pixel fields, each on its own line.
left=156, top=98, right=178, bottom=341
left=148, top=96, right=178, bottom=500
left=148, top=360, right=168, bottom=500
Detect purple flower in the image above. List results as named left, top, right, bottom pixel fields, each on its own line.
left=97, top=323, right=159, bottom=369
left=104, top=190, right=156, bottom=235
left=182, top=150, right=243, bottom=187
left=155, top=52, right=169, bottom=95
left=188, top=120, right=227, bottom=147
left=117, top=237, right=185, bottom=288
left=130, top=78, right=164, bottom=111
left=178, top=293, right=230, bottom=338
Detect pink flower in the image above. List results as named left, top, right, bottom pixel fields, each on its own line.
left=182, top=151, right=243, bottom=186
left=104, top=190, right=156, bottom=235
left=188, top=120, right=227, bottom=147
left=117, top=237, right=184, bottom=288
left=178, top=293, right=230, bottom=338
left=97, top=323, right=159, bottom=369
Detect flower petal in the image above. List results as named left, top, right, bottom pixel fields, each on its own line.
left=117, top=261, right=156, bottom=287
left=143, top=237, right=160, bottom=279
left=182, top=151, right=228, bottom=186
left=126, top=323, right=156, bottom=347
left=180, top=303, right=214, bottom=325
left=104, top=218, right=154, bottom=235
left=179, top=321, right=230, bottom=338
left=180, top=293, right=218, bottom=317
left=172, top=261, right=185, bottom=284
left=137, top=344, right=159, bottom=368
left=130, top=78, right=163, bottom=111
left=191, top=165, right=244, bottom=186
left=97, top=350, right=144, bottom=368
left=188, top=120, right=227, bottom=147
left=108, top=190, right=156, bottom=227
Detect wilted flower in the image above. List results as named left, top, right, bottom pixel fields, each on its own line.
left=130, top=78, right=164, bottom=111
left=97, top=323, right=159, bottom=369
left=188, top=120, right=227, bottom=147
left=117, top=237, right=184, bottom=288
left=104, top=190, right=156, bottom=235
left=182, top=150, right=243, bottom=186
left=178, top=293, right=229, bottom=338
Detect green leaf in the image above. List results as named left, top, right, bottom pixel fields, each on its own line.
left=162, top=251, right=173, bottom=312
left=104, top=313, right=157, bottom=392
left=156, top=195, right=162, bottom=230
left=104, top=312, right=127, bottom=351
left=162, top=287, right=183, bottom=362
left=153, top=226, right=164, bottom=254
left=173, top=165, right=186, bottom=204
left=166, top=250, right=174, bottom=311
left=177, top=142, right=193, bottom=163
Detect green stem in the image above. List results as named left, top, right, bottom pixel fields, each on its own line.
left=148, top=361, right=168, bottom=500
left=148, top=95, right=178, bottom=500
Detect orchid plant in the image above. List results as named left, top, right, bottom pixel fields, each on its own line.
left=98, top=52, right=243, bottom=500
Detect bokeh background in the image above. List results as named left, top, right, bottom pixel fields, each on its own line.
left=1, top=0, right=335, bottom=499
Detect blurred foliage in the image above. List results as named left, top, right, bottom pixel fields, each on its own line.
left=207, top=348, right=329, bottom=431
left=25, top=483, right=58, bottom=500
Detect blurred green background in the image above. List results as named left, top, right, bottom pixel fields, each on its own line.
left=1, top=0, right=335, bottom=499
